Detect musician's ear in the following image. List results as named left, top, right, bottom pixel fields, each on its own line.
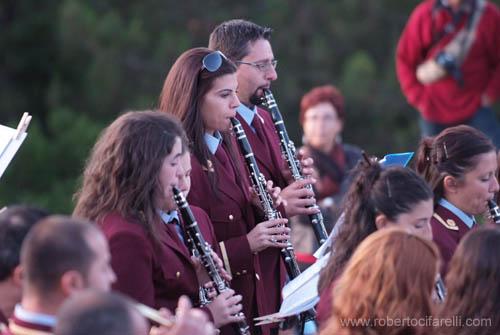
left=375, top=213, right=389, bottom=230
left=443, top=175, right=459, bottom=194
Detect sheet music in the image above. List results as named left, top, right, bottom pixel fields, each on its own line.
left=0, top=114, right=31, bottom=179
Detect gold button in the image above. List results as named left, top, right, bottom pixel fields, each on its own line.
left=229, top=214, right=234, bottom=220
left=242, top=270, right=247, bottom=274
left=236, top=272, right=241, bottom=276
left=255, top=273, right=260, bottom=281
left=176, top=271, right=180, bottom=278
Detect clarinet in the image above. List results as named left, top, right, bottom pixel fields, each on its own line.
left=260, top=89, right=328, bottom=245
left=488, top=199, right=500, bottom=225
left=435, top=275, right=446, bottom=303
left=172, top=187, right=250, bottom=335
left=231, top=117, right=301, bottom=279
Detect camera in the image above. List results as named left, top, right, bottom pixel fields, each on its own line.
left=435, top=51, right=463, bottom=85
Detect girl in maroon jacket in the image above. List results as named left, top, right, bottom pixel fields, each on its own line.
left=159, top=48, right=289, bottom=335
left=73, top=111, right=241, bottom=331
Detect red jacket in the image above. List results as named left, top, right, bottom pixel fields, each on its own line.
left=101, top=207, right=217, bottom=320
left=396, top=0, right=500, bottom=124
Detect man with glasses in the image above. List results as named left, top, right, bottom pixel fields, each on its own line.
left=209, top=19, right=320, bottom=221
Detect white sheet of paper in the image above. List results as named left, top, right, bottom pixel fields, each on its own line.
left=0, top=124, right=28, bottom=179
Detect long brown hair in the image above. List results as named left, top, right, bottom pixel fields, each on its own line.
left=318, top=160, right=433, bottom=293
left=73, top=111, right=186, bottom=242
left=158, top=47, right=242, bottom=194
left=320, top=228, right=439, bottom=335
left=438, top=226, right=500, bottom=335
left=415, top=125, right=495, bottom=203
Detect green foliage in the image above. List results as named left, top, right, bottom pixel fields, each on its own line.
left=1, top=0, right=499, bottom=212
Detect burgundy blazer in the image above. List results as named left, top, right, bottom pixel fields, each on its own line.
left=100, top=206, right=217, bottom=318
left=4, top=313, right=52, bottom=335
left=431, top=203, right=474, bottom=275
left=236, top=108, right=288, bottom=189
left=0, top=311, right=7, bottom=329
left=188, top=142, right=286, bottom=335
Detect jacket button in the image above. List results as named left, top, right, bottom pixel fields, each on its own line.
left=229, top=214, right=234, bottom=220
left=242, top=270, right=247, bottom=274
left=255, top=273, right=260, bottom=281
left=236, top=272, right=241, bottom=276
left=176, top=271, right=180, bottom=278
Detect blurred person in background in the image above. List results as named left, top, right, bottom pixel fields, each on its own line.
left=55, top=290, right=216, bottom=335
left=396, top=0, right=500, bottom=146
left=291, top=85, right=361, bottom=263
left=0, top=205, right=49, bottom=329
left=3, top=215, right=116, bottom=335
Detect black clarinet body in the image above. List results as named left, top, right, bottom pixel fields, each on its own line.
left=435, top=275, right=446, bottom=303
left=172, top=187, right=250, bottom=335
left=260, top=89, right=328, bottom=245
left=488, top=199, right=500, bottom=225
left=231, top=117, right=301, bottom=280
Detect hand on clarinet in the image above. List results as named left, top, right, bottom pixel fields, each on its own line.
left=206, top=289, right=244, bottom=328
left=248, top=180, right=285, bottom=210
left=150, top=296, right=216, bottom=335
left=280, top=178, right=320, bottom=217
left=247, top=218, right=290, bottom=253
left=191, top=251, right=232, bottom=286
left=297, top=148, right=315, bottom=179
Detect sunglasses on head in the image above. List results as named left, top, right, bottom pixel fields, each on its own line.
left=201, top=51, right=227, bottom=72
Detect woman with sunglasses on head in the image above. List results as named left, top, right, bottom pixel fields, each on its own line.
left=316, top=159, right=435, bottom=328
left=73, top=111, right=242, bottom=332
left=415, top=125, right=499, bottom=275
left=437, top=225, right=500, bottom=335
left=320, top=228, right=440, bottom=335
left=159, top=48, right=289, bottom=335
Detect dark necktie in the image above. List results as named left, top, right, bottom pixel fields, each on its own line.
left=168, top=218, right=185, bottom=244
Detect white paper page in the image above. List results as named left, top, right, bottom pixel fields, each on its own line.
left=0, top=124, right=27, bottom=179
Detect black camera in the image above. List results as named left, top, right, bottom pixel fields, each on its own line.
left=435, top=51, right=463, bottom=85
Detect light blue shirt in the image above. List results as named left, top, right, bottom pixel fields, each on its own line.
left=237, top=104, right=257, bottom=132
left=159, top=210, right=184, bottom=242
left=159, top=209, right=179, bottom=224
left=204, top=131, right=223, bottom=155
left=14, top=304, right=57, bottom=328
left=438, top=198, right=476, bottom=229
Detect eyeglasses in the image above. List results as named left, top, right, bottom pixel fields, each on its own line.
left=201, top=51, right=228, bottom=72
left=235, top=59, right=278, bottom=72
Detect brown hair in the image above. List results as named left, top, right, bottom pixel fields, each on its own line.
left=158, top=47, right=242, bottom=194
left=21, top=215, right=99, bottom=295
left=208, top=19, right=272, bottom=61
left=318, top=161, right=433, bottom=293
left=320, top=228, right=439, bottom=335
left=73, top=111, right=186, bottom=242
left=415, top=125, right=495, bottom=203
left=438, top=226, right=500, bottom=335
left=299, top=85, right=345, bottom=125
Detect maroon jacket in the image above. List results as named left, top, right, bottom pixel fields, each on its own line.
left=101, top=206, right=217, bottom=319
left=431, top=203, right=474, bottom=275
left=236, top=107, right=288, bottom=189
left=3, top=312, right=53, bottom=335
left=188, top=141, right=286, bottom=335
left=0, top=311, right=7, bottom=329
